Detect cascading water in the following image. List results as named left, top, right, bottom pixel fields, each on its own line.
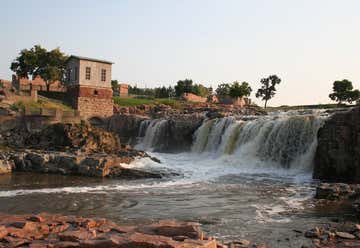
left=135, top=119, right=170, bottom=151
left=192, top=110, right=327, bottom=170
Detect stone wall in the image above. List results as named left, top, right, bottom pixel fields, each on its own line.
left=77, top=97, right=113, bottom=118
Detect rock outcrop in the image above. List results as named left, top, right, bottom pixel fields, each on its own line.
left=26, top=122, right=121, bottom=153
left=5, top=150, right=166, bottom=179
left=106, top=114, right=149, bottom=144
left=0, top=213, right=218, bottom=248
left=314, top=107, right=360, bottom=182
left=113, top=102, right=266, bottom=118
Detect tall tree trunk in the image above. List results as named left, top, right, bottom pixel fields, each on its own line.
left=264, top=100, right=268, bottom=109
left=46, top=81, right=50, bottom=92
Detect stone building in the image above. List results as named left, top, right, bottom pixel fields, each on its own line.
left=66, top=55, right=114, bottom=118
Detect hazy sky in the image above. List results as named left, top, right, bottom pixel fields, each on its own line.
left=1, top=0, right=360, bottom=106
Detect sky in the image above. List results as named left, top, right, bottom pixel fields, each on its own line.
left=1, top=0, right=360, bottom=106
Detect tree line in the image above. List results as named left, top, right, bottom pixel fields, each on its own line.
left=112, top=75, right=282, bottom=108
left=9, top=44, right=360, bottom=108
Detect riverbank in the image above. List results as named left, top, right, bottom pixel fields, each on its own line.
left=0, top=213, right=219, bottom=248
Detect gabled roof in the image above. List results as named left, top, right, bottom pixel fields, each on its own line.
left=68, top=55, right=114, bottom=64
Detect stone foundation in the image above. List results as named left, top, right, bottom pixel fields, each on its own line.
left=77, top=97, right=113, bottom=118
left=68, top=86, right=114, bottom=118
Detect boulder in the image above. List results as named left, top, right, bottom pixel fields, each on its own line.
left=314, top=107, right=360, bottom=182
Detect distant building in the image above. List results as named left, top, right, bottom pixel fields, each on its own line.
left=12, top=75, right=65, bottom=92
left=119, top=84, right=129, bottom=96
left=0, top=79, right=12, bottom=89
left=66, top=55, right=114, bottom=118
left=113, top=83, right=129, bottom=97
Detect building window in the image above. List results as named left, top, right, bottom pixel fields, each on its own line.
left=85, top=67, right=91, bottom=80
left=101, top=69, right=106, bottom=82
left=74, top=67, right=78, bottom=81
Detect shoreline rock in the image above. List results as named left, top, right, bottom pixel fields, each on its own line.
left=1, top=149, right=171, bottom=180
left=0, top=213, right=218, bottom=248
left=303, top=222, right=360, bottom=248
left=314, top=107, right=360, bottom=183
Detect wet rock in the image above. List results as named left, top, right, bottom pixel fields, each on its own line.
left=9, top=150, right=167, bottom=179
left=314, top=107, right=360, bottom=182
left=0, top=213, right=218, bottom=248
left=106, top=114, right=149, bottom=144
left=304, top=223, right=360, bottom=247
left=305, top=227, right=322, bottom=238
left=228, top=239, right=251, bottom=248
left=315, top=183, right=358, bottom=200
left=335, top=231, right=356, bottom=239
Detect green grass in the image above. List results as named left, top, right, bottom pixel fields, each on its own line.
left=10, top=98, right=73, bottom=112
left=113, top=97, right=182, bottom=108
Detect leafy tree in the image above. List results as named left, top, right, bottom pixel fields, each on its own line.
left=229, top=81, right=252, bottom=98
left=111, top=80, right=119, bottom=92
left=10, top=45, right=68, bottom=91
left=255, top=75, right=281, bottom=109
left=174, top=79, right=193, bottom=96
left=154, top=86, right=175, bottom=98
left=192, top=84, right=211, bottom=97
left=329, top=79, right=360, bottom=104
left=349, top=90, right=360, bottom=104
left=215, top=83, right=231, bottom=97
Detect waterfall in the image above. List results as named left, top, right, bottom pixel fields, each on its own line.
left=192, top=111, right=327, bottom=169
left=135, top=119, right=170, bottom=151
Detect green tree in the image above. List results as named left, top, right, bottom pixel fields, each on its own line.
left=154, top=86, right=176, bottom=98
left=192, top=84, right=211, bottom=97
left=255, top=75, right=281, bottom=109
left=329, top=79, right=360, bottom=104
left=10, top=45, right=68, bottom=91
left=174, top=79, right=193, bottom=96
left=215, top=83, right=231, bottom=97
left=229, top=81, right=252, bottom=98
left=111, top=80, right=119, bottom=92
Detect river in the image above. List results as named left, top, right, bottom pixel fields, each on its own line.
left=0, top=110, right=354, bottom=247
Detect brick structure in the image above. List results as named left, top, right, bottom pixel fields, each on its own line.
left=66, top=55, right=114, bottom=118
left=119, top=83, right=129, bottom=96
left=12, top=75, right=65, bottom=92
left=113, top=83, right=129, bottom=97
